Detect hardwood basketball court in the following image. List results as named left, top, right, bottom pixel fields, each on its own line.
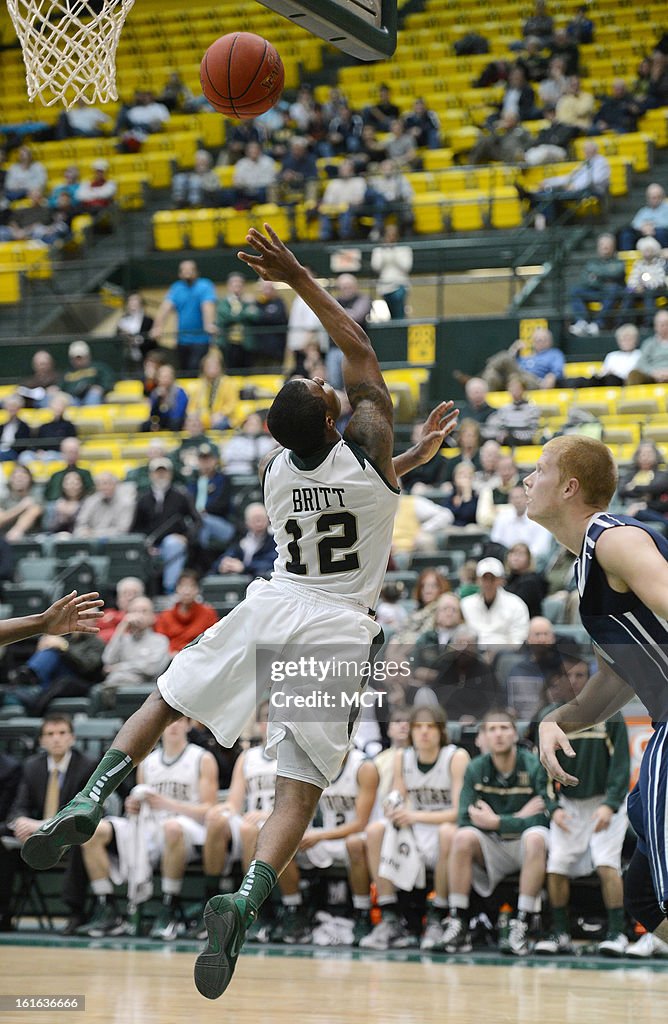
left=1, top=941, right=667, bottom=1024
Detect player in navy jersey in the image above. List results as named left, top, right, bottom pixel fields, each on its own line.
left=525, top=434, right=668, bottom=946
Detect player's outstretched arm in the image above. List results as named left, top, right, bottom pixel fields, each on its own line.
left=0, top=590, right=104, bottom=647
left=239, top=224, right=396, bottom=482
left=393, top=401, right=459, bottom=478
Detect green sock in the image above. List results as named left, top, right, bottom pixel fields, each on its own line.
left=552, top=906, right=570, bottom=933
left=82, top=749, right=134, bottom=806
left=236, top=860, right=278, bottom=926
left=607, top=907, right=625, bottom=934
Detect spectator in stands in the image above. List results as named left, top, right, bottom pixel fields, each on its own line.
left=458, top=378, right=495, bottom=426
left=278, top=136, right=319, bottom=203
left=221, top=412, right=276, bottom=476
left=620, top=237, right=667, bottom=327
left=471, top=113, right=532, bottom=165
left=524, top=106, right=579, bottom=165
left=400, top=418, right=448, bottom=494
left=318, top=159, right=368, bottom=242
left=289, top=85, right=315, bottom=131
left=97, top=577, right=145, bottom=643
left=224, top=141, right=277, bottom=207
left=643, top=49, right=668, bottom=111
left=461, top=558, right=530, bottom=652
left=404, top=97, right=441, bottom=149
left=623, top=310, right=668, bottom=385
left=366, top=160, right=415, bottom=238
left=442, top=463, right=479, bottom=527
left=363, top=83, right=400, bottom=131
left=476, top=453, right=522, bottom=528
left=361, top=705, right=470, bottom=951
left=143, top=363, right=189, bottom=432
left=392, top=490, right=454, bottom=563
left=327, top=104, right=365, bottom=156
left=132, top=458, right=199, bottom=593
left=18, top=350, right=59, bottom=408
left=517, top=38, right=549, bottom=84
left=150, top=260, right=218, bottom=372
left=566, top=5, right=594, bottom=44
left=44, top=469, right=87, bottom=534
left=171, top=149, right=220, bottom=209
left=592, top=79, right=641, bottom=135
left=117, top=89, right=170, bottom=138
left=617, top=440, right=668, bottom=525
left=437, top=710, right=552, bottom=955
left=390, top=569, right=452, bottom=649
left=77, top=159, right=117, bottom=214
left=474, top=439, right=502, bottom=488
left=156, top=569, right=218, bottom=653
left=555, top=75, right=593, bottom=130
left=47, top=165, right=81, bottom=210
left=74, top=471, right=136, bottom=538
left=115, top=291, right=156, bottom=372
left=483, top=376, right=540, bottom=447
left=6, top=714, right=95, bottom=934
left=2, top=146, right=47, bottom=201
left=517, top=140, right=609, bottom=227
left=618, top=183, right=668, bottom=253
left=490, top=484, right=553, bottom=564
left=549, top=28, right=580, bottom=76
left=384, top=119, right=420, bottom=170
left=479, top=326, right=565, bottom=392
left=0, top=464, right=43, bottom=540
left=370, top=223, right=413, bottom=320
left=285, top=268, right=328, bottom=373
left=0, top=188, right=54, bottom=242
left=411, top=593, right=464, bottom=685
left=567, top=323, right=641, bottom=387
left=214, top=502, right=277, bottom=578
left=326, top=275, right=372, bottom=389
left=253, top=280, right=288, bottom=363
left=223, top=119, right=265, bottom=165
left=44, top=437, right=94, bottom=501
left=188, top=347, right=236, bottom=430
left=502, top=616, right=562, bottom=720
left=416, top=625, right=501, bottom=724
left=172, top=413, right=213, bottom=480
left=187, top=442, right=235, bottom=559
left=533, top=655, right=630, bottom=957
left=77, top=717, right=217, bottom=939
left=0, top=394, right=30, bottom=462
left=216, top=272, right=260, bottom=370
left=98, top=595, right=171, bottom=704
left=62, top=340, right=115, bottom=406
left=538, top=58, right=569, bottom=110
left=497, top=66, right=538, bottom=121
left=503, top=542, right=548, bottom=620
left=56, top=98, right=112, bottom=139
left=568, top=232, right=627, bottom=337
left=19, top=391, right=74, bottom=463
left=441, top=418, right=482, bottom=492
left=520, top=0, right=554, bottom=49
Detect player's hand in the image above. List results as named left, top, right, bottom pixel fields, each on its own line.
left=411, top=401, right=459, bottom=466
left=299, top=829, right=322, bottom=850
left=468, top=800, right=500, bottom=830
left=552, top=808, right=571, bottom=833
left=145, top=792, right=170, bottom=811
left=514, top=795, right=545, bottom=818
left=238, top=224, right=303, bottom=285
left=124, top=796, right=141, bottom=815
left=41, top=591, right=104, bottom=636
left=389, top=807, right=416, bottom=828
left=593, top=804, right=614, bottom=832
left=539, top=721, right=579, bottom=786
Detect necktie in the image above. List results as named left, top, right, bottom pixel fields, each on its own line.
left=43, top=768, right=60, bottom=820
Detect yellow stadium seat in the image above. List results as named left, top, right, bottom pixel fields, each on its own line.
left=115, top=172, right=149, bottom=210
left=0, top=268, right=20, bottom=303
left=448, top=192, right=485, bottom=231
left=215, top=165, right=235, bottom=187
left=190, top=209, right=219, bottom=249
left=421, top=148, right=455, bottom=171
left=412, top=193, right=446, bottom=234
left=153, top=211, right=190, bottom=251
left=490, top=188, right=523, bottom=229
left=219, top=209, right=254, bottom=247
left=252, top=204, right=290, bottom=238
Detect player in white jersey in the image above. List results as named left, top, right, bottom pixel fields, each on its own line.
left=77, top=718, right=218, bottom=940
left=299, top=746, right=379, bottom=944
left=361, top=705, right=470, bottom=950
left=23, top=225, right=458, bottom=1001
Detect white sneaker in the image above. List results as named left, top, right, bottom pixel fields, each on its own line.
left=440, top=915, right=472, bottom=953
left=505, top=917, right=529, bottom=956
left=420, top=919, right=444, bottom=951
left=627, top=932, right=668, bottom=958
left=587, top=322, right=600, bottom=336
left=534, top=932, right=572, bottom=955
left=598, top=932, right=629, bottom=957
left=569, top=320, right=589, bottom=337
left=359, top=918, right=415, bottom=950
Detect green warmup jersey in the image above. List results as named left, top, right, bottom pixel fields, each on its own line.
left=535, top=705, right=630, bottom=811
left=458, top=746, right=555, bottom=839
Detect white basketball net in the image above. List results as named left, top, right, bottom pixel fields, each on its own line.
left=6, top=0, right=135, bottom=107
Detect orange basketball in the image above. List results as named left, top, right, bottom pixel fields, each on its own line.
left=200, top=32, right=285, bottom=120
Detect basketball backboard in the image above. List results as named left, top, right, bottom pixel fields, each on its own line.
left=256, top=0, right=397, bottom=61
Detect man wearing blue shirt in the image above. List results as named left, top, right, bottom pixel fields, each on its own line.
left=618, top=183, right=668, bottom=253
left=150, top=260, right=218, bottom=371
left=481, top=327, right=565, bottom=392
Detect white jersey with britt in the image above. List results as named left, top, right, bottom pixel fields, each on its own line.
left=142, top=742, right=204, bottom=820
left=319, top=748, right=367, bottom=829
left=402, top=745, right=458, bottom=811
left=243, top=744, right=278, bottom=814
left=263, top=439, right=400, bottom=611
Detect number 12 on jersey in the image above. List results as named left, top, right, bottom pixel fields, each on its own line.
left=285, top=511, right=360, bottom=575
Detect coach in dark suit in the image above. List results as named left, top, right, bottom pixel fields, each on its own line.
left=6, top=713, right=96, bottom=933
left=131, top=457, right=200, bottom=593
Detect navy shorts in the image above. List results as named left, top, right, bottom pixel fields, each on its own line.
left=627, top=720, right=668, bottom=912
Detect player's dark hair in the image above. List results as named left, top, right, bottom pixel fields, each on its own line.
left=409, top=704, right=448, bottom=747
left=481, top=708, right=517, bottom=730
left=266, top=379, right=328, bottom=456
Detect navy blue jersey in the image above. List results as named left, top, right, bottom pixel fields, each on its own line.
left=574, top=512, right=668, bottom=722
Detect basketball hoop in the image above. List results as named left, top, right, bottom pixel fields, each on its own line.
left=6, top=0, right=135, bottom=108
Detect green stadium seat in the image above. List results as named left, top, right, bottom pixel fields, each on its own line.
left=0, top=718, right=42, bottom=756
left=75, top=718, right=124, bottom=756
left=201, top=574, right=251, bottom=604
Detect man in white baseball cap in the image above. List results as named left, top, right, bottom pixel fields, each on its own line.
left=460, top=557, right=530, bottom=652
